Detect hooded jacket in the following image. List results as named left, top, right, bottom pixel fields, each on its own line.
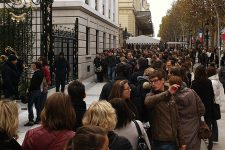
left=209, top=74, right=224, bottom=105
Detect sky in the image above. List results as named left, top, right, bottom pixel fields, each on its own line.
left=148, top=0, right=176, bottom=37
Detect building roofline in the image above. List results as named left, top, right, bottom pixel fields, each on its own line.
left=52, top=1, right=119, bottom=29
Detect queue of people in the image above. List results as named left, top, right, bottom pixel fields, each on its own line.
left=0, top=46, right=224, bottom=150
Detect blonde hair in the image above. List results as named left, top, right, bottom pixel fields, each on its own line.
left=144, top=67, right=155, bottom=76
left=0, top=100, right=19, bottom=138
left=82, top=101, right=117, bottom=131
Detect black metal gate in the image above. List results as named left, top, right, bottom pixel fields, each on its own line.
left=0, top=0, right=78, bottom=97
left=51, top=19, right=78, bottom=86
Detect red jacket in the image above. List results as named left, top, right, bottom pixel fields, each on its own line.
left=43, top=65, right=51, bottom=85
left=22, top=126, right=75, bottom=150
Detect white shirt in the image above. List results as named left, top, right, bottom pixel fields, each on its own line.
left=114, top=120, right=151, bottom=150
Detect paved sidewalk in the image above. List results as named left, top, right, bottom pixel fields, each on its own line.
left=17, top=76, right=99, bottom=144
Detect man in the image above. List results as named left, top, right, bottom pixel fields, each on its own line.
left=1, top=55, right=19, bottom=99
left=130, top=57, right=149, bottom=86
left=165, top=59, right=175, bottom=76
left=144, top=70, right=186, bottom=150
left=105, top=50, right=117, bottom=81
left=99, top=62, right=130, bottom=100
left=54, top=52, right=70, bottom=92
left=24, top=62, right=44, bottom=126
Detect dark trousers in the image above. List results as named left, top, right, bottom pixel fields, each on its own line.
left=96, top=72, right=103, bottom=82
left=28, top=90, right=41, bottom=121
left=56, top=75, right=66, bottom=92
left=205, top=117, right=213, bottom=150
left=212, top=120, right=218, bottom=141
left=39, top=91, right=48, bottom=112
left=152, top=140, right=177, bottom=150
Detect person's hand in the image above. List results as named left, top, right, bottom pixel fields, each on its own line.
left=168, top=84, right=180, bottom=94
left=180, top=144, right=186, bottom=150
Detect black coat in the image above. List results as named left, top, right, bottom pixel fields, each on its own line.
left=105, top=56, right=117, bottom=67
left=191, top=79, right=214, bottom=119
left=108, top=131, right=133, bottom=150
left=72, top=99, right=86, bottom=131
left=1, top=61, right=19, bottom=96
left=0, top=131, right=22, bottom=150
left=132, top=76, right=151, bottom=122
left=54, top=58, right=70, bottom=77
left=130, top=70, right=145, bottom=86
left=29, top=69, right=44, bottom=92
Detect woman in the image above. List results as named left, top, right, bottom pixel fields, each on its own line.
left=207, top=66, right=224, bottom=143
left=191, top=65, right=215, bottom=150
left=82, top=101, right=133, bottom=150
left=0, top=100, right=22, bottom=150
left=110, top=98, right=151, bottom=150
left=109, top=80, right=138, bottom=119
left=65, top=126, right=109, bottom=150
left=22, top=92, right=76, bottom=150
left=169, top=76, right=205, bottom=150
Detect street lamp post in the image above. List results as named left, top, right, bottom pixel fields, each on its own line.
left=210, top=0, right=220, bottom=68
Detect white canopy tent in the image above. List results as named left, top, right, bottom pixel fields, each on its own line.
left=126, top=35, right=160, bottom=45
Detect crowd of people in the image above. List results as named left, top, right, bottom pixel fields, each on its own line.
left=0, top=46, right=224, bottom=150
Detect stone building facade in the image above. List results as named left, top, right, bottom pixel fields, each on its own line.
left=52, top=0, right=119, bottom=79
left=118, top=0, right=153, bottom=37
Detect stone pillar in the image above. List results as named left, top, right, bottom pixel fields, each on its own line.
left=89, top=0, right=95, bottom=9
left=105, top=0, right=109, bottom=18
left=115, top=0, right=118, bottom=24
left=110, top=0, right=113, bottom=21
left=98, top=0, right=103, bottom=14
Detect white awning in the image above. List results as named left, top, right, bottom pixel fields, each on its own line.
left=126, top=35, right=160, bottom=45
left=166, top=42, right=188, bottom=45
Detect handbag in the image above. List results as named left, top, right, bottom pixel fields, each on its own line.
left=193, top=90, right=211, bottom=139
left=95, top=66, right=102, bottom=73
left=212, top=103, right=221, bottom=120
left=133, top=120, right=149, bottom=150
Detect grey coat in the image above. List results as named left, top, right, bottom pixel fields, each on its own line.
left=174, top=88, right=205, bottom=150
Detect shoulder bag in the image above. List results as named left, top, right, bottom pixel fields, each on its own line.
left=193, top=90, right=212, bottom=139
left=133, top=120, right=149, bottom=150
left=212, top=102, right=221, bottom=120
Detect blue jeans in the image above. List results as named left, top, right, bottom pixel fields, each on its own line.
left=28, top=90, right=41, bottom=121
left=107, top=66, right=115, bottom=81
left=40, top=91, right=48, bottom=112
left=152, top=140, right=176, bottom=150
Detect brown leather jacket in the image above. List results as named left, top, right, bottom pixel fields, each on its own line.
left=144, top=89, right=185, bottom=146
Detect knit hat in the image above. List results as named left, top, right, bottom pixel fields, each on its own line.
left=8, top=55, right=17, bottom=61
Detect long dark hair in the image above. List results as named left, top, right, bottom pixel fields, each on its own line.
left=110, top=98, right=134, bottom=129
left=194, top=65, right=207, bottom=80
